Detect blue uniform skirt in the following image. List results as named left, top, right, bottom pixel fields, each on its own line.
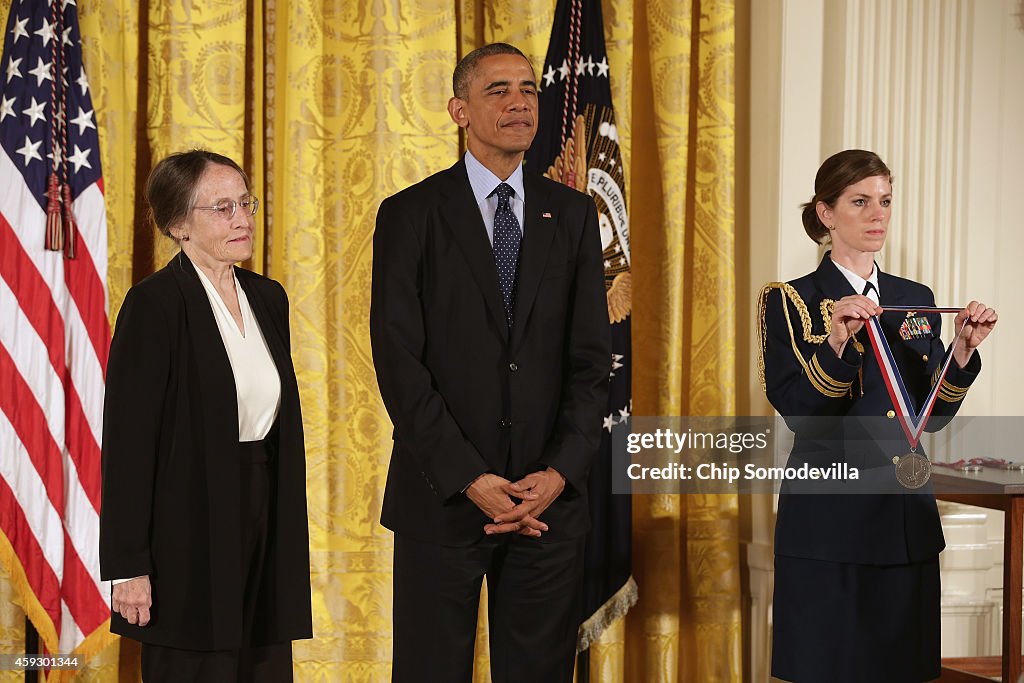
left=771, top=554, right=940, bottom=683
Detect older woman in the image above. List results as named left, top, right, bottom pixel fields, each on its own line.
left=758, top=149, right=997, bottom=682
left=99, top=151, right=312, bottom=681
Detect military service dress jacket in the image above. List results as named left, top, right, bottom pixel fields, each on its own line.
left=759, top=253, right=980, bottom=565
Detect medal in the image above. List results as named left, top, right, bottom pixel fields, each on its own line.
left=866, top=307, right=970, bottom=489
left=893, top=452, right=931, bottom=489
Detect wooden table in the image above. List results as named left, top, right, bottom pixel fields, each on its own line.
left=934, top=468, right=1024, bottom=682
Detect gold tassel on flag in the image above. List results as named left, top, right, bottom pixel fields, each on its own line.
left=45, top=174, right=63, bottom=252
left=42, top=0, right=77, bottom=258
left=62, top=182, right=77, bottom=259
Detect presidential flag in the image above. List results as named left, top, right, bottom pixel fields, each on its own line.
left=0, top=0, right=113, bottom=670
left=527, top=0, right=636, bottom=659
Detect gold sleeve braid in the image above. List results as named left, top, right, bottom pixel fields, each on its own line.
left=929, top=356, right=971, bottom=403
left=757, top=283, right=845, bottom=395
left=938, top=379, right=970, bottom=403
left=808, top=355, right=852, bottom=398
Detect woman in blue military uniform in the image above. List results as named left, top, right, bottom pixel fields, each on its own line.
left=759, top=150, right=998, bottom=682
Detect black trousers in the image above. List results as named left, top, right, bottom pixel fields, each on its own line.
left=392, top=532, right=586, bottom=683
left=141, top=439, right=293, bottom=683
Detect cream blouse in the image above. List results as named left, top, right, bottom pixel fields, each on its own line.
left=193, top=262, right=281, bottom=442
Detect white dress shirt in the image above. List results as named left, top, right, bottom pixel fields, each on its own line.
left=831, top=258, right=880, bottom=304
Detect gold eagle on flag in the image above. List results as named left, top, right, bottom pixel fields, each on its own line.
left=544, top=113, right=632, bottom=324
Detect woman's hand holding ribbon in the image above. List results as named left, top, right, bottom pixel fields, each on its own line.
left=828, top=294, right=882, bottom=357
left=953, top=301, right=997, bottom=368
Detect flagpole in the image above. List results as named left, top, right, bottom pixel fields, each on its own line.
left=24, top=617, right=38, bottom=683
left=576, top=650, right=590, bottom=682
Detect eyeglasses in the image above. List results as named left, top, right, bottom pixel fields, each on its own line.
left=193, top=197, right=260, bottom=220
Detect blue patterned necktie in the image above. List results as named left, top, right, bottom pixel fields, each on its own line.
left=491, top=182, right=522, bottom=326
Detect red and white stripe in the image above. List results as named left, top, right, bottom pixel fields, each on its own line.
left=0, top=144, right=111, bottom=655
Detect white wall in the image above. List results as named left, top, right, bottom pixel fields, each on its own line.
left=745, top=1, right=1024, bottom=679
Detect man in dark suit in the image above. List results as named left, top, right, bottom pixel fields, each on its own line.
left=370, top=43, right=611, bottom=682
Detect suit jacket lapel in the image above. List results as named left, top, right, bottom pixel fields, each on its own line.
left=511, top=172, right=555, bottom=350
left=170, top=252, right=240, bottom=438
left=438, top=159, right=510, bottom=342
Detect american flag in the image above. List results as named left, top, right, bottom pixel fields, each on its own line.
left=0, top=0, right=112, bottom=666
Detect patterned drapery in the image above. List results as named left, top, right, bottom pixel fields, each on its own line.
left=0, top=0, right=739, bottom=680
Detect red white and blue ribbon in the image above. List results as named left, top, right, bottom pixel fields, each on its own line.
left=863, top=308, right=968, bottom=449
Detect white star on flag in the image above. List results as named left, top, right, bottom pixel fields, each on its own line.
left=76, top=69, right=89, bottom=95
left=16, top=135, right=43, bottom=166
left=70, top=107, right=96, bottom=135
left=619, top=406, right=631, bottom=419
left=27, top=57, right=53, bottom=87
left=46, top=142, right=63, bottom=164
left=11, top=16, right=30, bottom=43
left=585, top=55, right=596, bottom=75
left=6, top=56, right=23, bottom=83
left=34, top=17, right=56, bottom=47
left=557, top=59, right=569, bottom=81
left=596, top=56, right=610, bottom=77
left=603, top=414, right=616, bottom=432
left=68, top=144, right=92, bottom=172
left=21, top=97, right=46, bottom=127
left=62, top=26, right=73, bottom=47
left=575, top=57, right=586, bottom=75
left=543, top=64, right=556, bottom=87
left=0, top=95, right=16, bottom=123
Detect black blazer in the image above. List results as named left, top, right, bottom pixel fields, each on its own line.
left=99, top=253, right=312, bottom=649
left=370, top=158, right=611, bottom=545
left=760, top=254, right=980, bottom=565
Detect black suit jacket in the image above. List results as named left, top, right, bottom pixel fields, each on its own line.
left=760, top=254, right=980, bottom=565
left=99, top=252, right=312, bottom=649
left=370, top=158, right=611, bottom=545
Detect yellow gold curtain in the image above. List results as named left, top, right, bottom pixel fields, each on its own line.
left=0, top=0, right=740, bottom=680
left=0, top=572, right=25, bottom=683
left=627, top=0, right=741, bottom=679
